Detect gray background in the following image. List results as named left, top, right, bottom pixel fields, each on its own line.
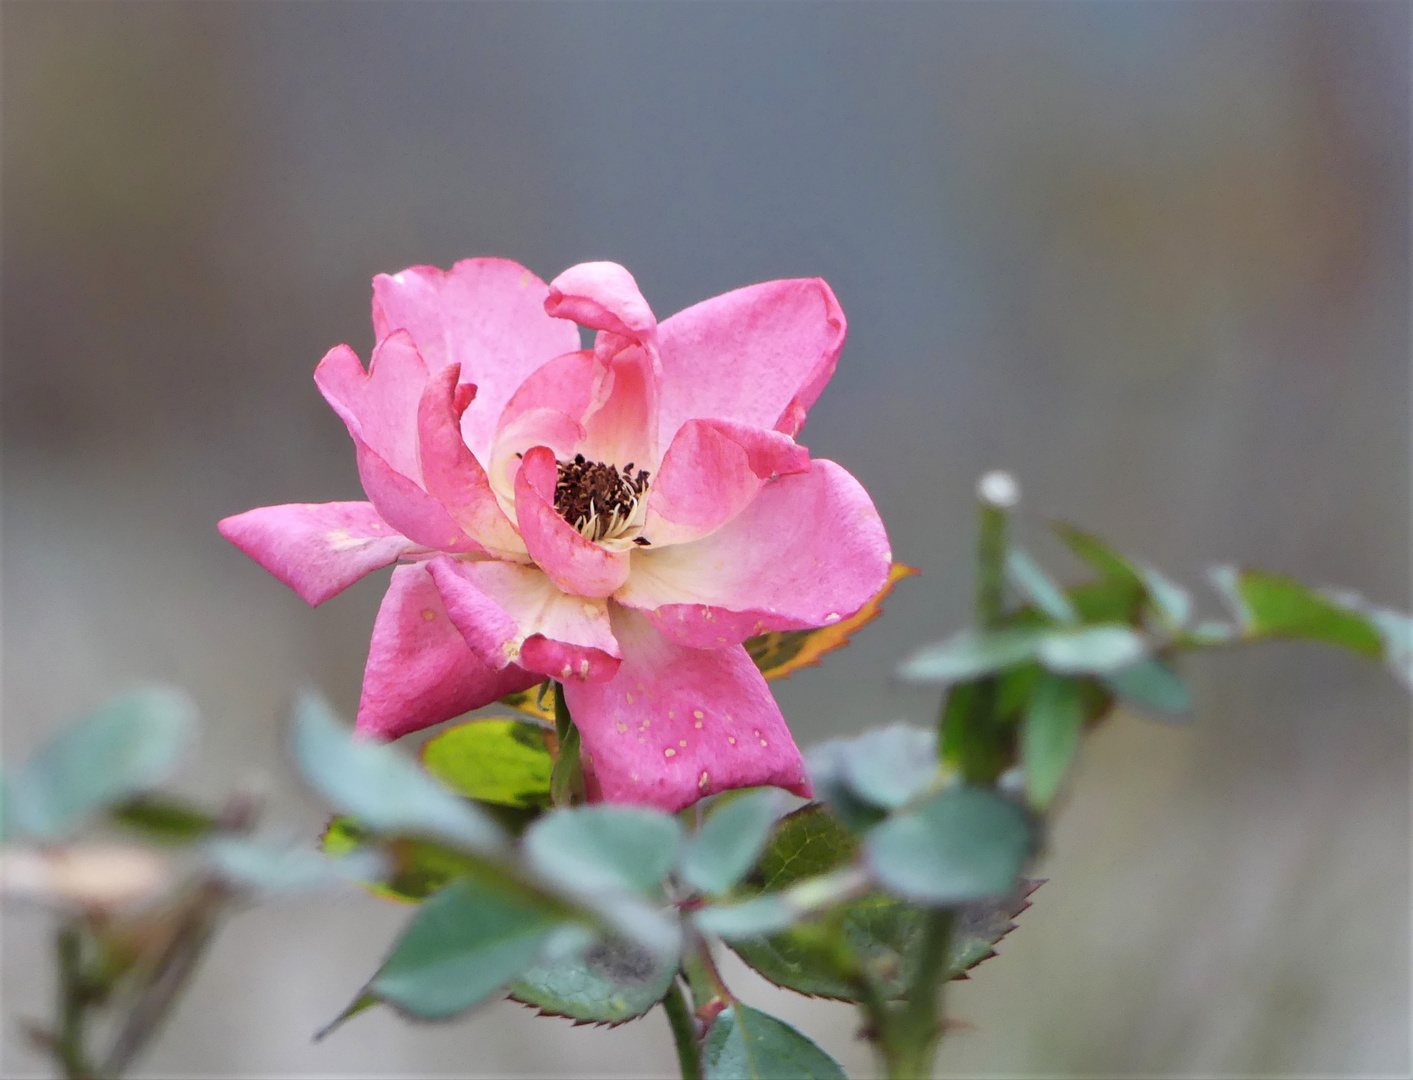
left=3, top=2, right=1409, bottom=1076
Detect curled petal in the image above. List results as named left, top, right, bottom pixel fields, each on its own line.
left=418, top=363, right=525, bottom=556
left=351, top=443, right=485, bottom=554
left=371, top=258, right=581, bottom=462
left=545, top=262, right=657, bottom=345
left=579, top=344, right=661, bottom=474
left=655, top=278, right=845, bottom=444
left=514, top=446, right=631, bottom=598
left=218, top=502, right=415, bottom=606
left=617, top=460, right=891, bottom=647
left=496, top=349, right=603, bottom=438
left=564, top=606, right=811, bottom=812
left=315, top=335, right=427, bottom=482
left=427, top=557, right=620, bottom=682
left=354, top=563, right=538, bottom=741
left=642, top=419, right=810, bottom=547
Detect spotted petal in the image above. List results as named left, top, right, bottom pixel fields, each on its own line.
left=354, top=563, right=538, bottom=741
left=428, top=557, right=621, bottom=683
left=563, top=606, right=811, bottom=812
left=617, top=460, right=890, bottom=648
left=218, top=502, right=415, bottom=606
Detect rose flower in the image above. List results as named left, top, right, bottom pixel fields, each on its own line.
left=221, top=259, right=890, bottom=811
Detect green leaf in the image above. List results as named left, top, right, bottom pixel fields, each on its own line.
left=1053, top=522, right=1144, bottom=586
left=511, top=935, right=677, bottom=1024
left=292, top=693, right=505, bottom=854
left=108, top=795, right=219, bottom=844
left=524, top=805, right=682, bottom=897
left=1006, top=549, right=1079, bottom=624
left=679, top=789, right=786, bottom=895
left=1020, top=675, right=1084, bottom=809
left=695, top=894, right=797, bottom=939
left=897, top=627, right=1046, bottom=683
left=1210, top=567, right=1385, bottom=657
left=703, top=1003, right=847, bottom=1080
left=729, top=806, right=1035, bottom=999
left=321, top=817, right=478, bottom=903
left=314, top=991, right=378, bottom=1041
left=1036, top=624, right=1147, bottom=674
left=9, top=687, right=196, bottom=839
left=420, top=718, right=553, bottom=810
left=1104, top=657, right=1193, bottom=718
left=372, top=877, right=564, bottom=1019
left=865, top=787, right=1033, bottom=904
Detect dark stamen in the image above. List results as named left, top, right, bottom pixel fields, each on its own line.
left=554, top=456, right=651, bottom=542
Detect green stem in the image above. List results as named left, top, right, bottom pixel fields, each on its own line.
left=661, top=979, right=703, bottom=1080
left=885, top=910, right=954, bottom=1079
left=55, top=922, right=97, bottom=1080
left=549, top=682, right=584, bottom=807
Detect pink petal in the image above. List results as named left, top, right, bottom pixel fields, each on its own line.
left=545, top=262, right=658, bottom=345
left=487, top=407, right=586, bottom=509
left=496, top=349, right=603, bottom=437
left=354, top=563, right=538, bottom=741
left=314, top=335, right=426, bottom=482
left=418, top=362, right=526, bottom=556
left=351, top=441, right=486, bottom=554
left=371, top=258, right=581, bottom=462
left=617, top=459, right=891, bottom=648
left=655, top=278, right=845, bottom=445
left=514, top=446, right=631, bottom=598
left=427, top=557, right=621, bottom=683
left=579, top=344, right=661, bottom=473
left=218, top=502, right=415, bottom=606
left=563, top=606, right=811, bottom=812
left=642, top=419, right=811, bottom=547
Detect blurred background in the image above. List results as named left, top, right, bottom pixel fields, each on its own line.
left=3, top=2, right=1408, bottom=1076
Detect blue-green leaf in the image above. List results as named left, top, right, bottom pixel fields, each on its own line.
left=1007, top=549, right=1079, bottom=624
left=372, top=878, right=563, bottom=1019
left=1210, top=567, right=1384, bottom=657
left=865, top=787, right=1033, bottom=905
left=1020, top=675, right=1083, bottom=809
left=207, top=837, right=385, bottom=893
left=1104, top=657, right=1193, bottom=718
left=679, top=790, right=786, bottom=896
left=291, top=693, right=504, bottom=854
left=524, top=806, right=682, bottom=896
left=1036, top=624, right=1147, bottom=674
left=703, top=1003, right=846, bottom=1080
left=840, top=723, right=941, bottom=810
left=897, top=627, right=1046, bottom=683
left=9, top=687, right=196, bottom=839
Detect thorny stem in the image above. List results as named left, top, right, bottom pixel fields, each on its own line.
left=661, top=979, right=703, bottom=1080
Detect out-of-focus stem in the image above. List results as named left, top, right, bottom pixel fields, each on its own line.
left=661, top=979, right=702, bottom=1080
left=55, top=923, right=96, bottom=1080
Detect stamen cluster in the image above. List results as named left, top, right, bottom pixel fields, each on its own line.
left=554, top=454, right=650, bottom=543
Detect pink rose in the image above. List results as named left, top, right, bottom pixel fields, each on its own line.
left=221, top=259, right=890, bottom=811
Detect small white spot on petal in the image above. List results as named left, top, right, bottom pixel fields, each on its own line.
left=561, top=664, right=573, bottom=679
left=664, top=748, right=675, bottom=757
left=626, top=692, right=634, bottom=704
left=753, top=730, right=761, bottom=737
left=694, top=721, right=703, bottom=729
left=421, top=609, right=437, bottom=622
left=727, top=736, right=736, bottom=745
left=825, top=612, right=841, bottom=623
left=616, top=721, right=627, bottom=733
left=693, top=710, right=704, bottom=720
left=760, top=739, right=769, bottom=747
left=698, top=771, right=709, bottom=788
left=679, top=740, right=687, bottom=748
left=578, top=660, right=590, bottom=676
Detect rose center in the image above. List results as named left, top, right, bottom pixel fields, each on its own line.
left=554, top=454, right=650, bottom=543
